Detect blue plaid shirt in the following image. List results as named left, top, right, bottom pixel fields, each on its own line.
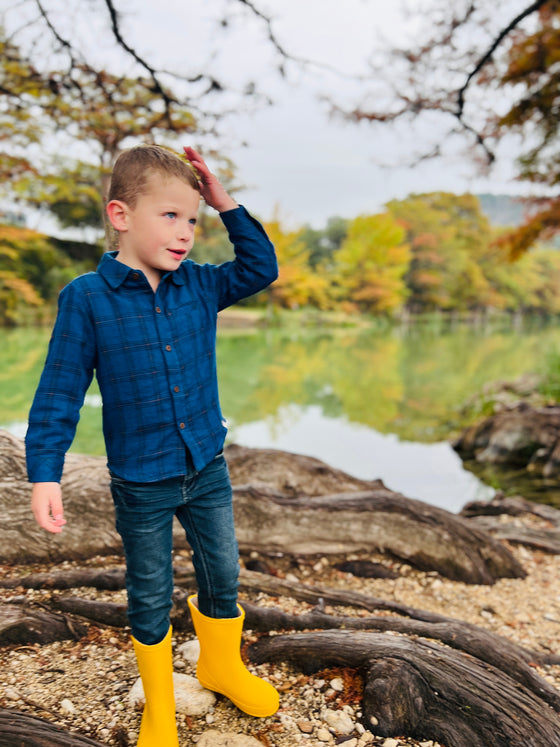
left=25, top=206, right=277, bottom=483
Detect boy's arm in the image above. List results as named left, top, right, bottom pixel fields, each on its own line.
left=26, top=282, right=95, bottom=532
left=183, top=146, right=278, bottom=309
left=31, top=482, right=66, bottom=534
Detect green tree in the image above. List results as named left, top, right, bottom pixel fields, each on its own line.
left=298, top=217, right=348, bottom=269
left=387, top=193, right=496, bottom=312
left=330, top=213, right=410, bottom=314
left=0, top=32, right=198, bottom=236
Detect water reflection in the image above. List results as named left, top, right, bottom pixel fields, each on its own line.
left=2, top=320, right=560, bottom=511
left=229, top=404, right=494, bottom=513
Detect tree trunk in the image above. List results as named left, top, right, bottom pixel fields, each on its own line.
left=0, top=708, right=107, bottom=746
left=248, top=631, right=560, bottom=747
left=461, top=493, right=560, bottom=553
left=0, top=604, right=87, bottom=645
left=0, top=431, right=524, bottom=583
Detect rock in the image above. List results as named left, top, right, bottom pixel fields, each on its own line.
left=322, top=707, right=355, bottom=735
left=330, top=677, right=345, bottom=692
left=454, top=404, right=560, bottom=477
left=177, top=638, right=200, bottom=665
left=128, top=673, right=215, bottom=716
left=60, top=698, right=76, bottom=715
left=297, top=719, right=314, bottom=733
left=317, top=726, right=333, bottom=742
left=196, top=730, right=264, bottom=746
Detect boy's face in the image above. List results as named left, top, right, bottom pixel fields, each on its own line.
left=116, top=173, right=200, bottom=281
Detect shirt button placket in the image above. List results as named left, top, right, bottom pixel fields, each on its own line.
left=155, top=297, right=189, bottom=441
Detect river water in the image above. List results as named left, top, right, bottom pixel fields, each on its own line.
left=3, top=318, right=560, bottom=512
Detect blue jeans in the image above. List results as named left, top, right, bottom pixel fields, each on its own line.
left=110, top=451, right=239, bottom=645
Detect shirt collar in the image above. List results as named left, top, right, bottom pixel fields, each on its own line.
left=97, top=251, right=186, bottom=288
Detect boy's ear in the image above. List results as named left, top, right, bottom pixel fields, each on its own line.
left=106, top=200, right=129, bottom=231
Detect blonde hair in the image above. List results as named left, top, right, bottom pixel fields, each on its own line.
left=108, top=144, right=200, bottom=207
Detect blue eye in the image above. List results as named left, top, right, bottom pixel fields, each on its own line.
left=189, top=218, right=197, bottom=225
left=165, top=212, right=177, bottom=219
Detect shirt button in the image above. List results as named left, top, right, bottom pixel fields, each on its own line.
left=155, top=307, right=162, bottom=313
left=179, top=422, right=185, bottom=429
left=165, top=345, right=172, bottom=351
left=174, top=386, right=180, bottom=393
left=131, top=272, right=140, bottom=280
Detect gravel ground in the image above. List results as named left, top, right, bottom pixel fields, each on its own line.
left=1, top=536, right=560, bottom=747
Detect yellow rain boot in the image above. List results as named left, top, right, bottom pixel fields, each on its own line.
left=188, top=595, right=279, bottom=717
left=131, top=626, right=179, bottom=747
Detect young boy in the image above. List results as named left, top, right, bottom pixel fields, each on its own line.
left=25, top=145, right=280, bottom=746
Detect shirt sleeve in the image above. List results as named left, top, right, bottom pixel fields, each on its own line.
left=213, top=205, right=278, bottom=311
left=25, top=281, right=96, bottom=483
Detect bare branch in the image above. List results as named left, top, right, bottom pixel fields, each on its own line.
left=456, top=0, right=550, bottom=115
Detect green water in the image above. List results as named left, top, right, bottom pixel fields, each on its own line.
left=3, top=318, right=560, bottom=510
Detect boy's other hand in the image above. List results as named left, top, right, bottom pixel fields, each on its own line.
left=32, top=482, right=66, bottom=534
left=183, top=147, right=238, bottom=213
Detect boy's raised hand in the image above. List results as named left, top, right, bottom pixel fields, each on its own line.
left=32, top=482, right=66, bottom=534
left=183, top=147, right=238, bottom=214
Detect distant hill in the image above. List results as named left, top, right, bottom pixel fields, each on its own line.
left=476, top=194, right=527, bottom=227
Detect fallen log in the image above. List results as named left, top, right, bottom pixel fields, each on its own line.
left=461, top=493, right=560, bottom=553
left=232, top=484, right=525, bottom=583
left=0, top=604, right=86, bottom=645
left=0, top=430, right=524, bottom=583
left=0, top=708, right=106, bottom=746
left=11, top=565, right=559, bottom=704
left=248, top=630, right=560, bottom=747
left=0, top=567, right=127, bottom=591
left=239, top=602, right=560, bottom=708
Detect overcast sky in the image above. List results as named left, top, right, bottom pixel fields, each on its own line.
left=6, top=0, right=528, bottom=229
left=123, top=0, right=522, bottom=227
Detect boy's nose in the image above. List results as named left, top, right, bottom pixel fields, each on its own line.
left=177, top=221, right=193, bottom=241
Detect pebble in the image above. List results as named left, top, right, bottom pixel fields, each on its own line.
left=196, top=731, right=264, bottom=746
left=60, top=698, right=76, bottom=715
left=330, top=676, right=345, bottom=692
left=322, top=707, right=355, bottom=735
left=177, top=638, right=200, bottom=665
left=2, top=541, right=560, bottom=747
left=298, top=719, right=315, bottom=733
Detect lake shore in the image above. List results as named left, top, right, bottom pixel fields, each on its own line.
left=1, top=525, right=559, bottom=747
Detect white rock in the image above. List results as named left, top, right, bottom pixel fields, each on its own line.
left=177, top=639, right=200, bottom=665
left=382, top=739, right=400, bottom=747
left=60, top=699, right=76, bottom=715
left=317, top=727, right=333, bottom=742
left=196, top=730, right=264, bottom=746
left=323, top=708, right=355, bottom=735
left=128, top=673, right=215, bottom=716
left=330, top=677, right=345, bottom=692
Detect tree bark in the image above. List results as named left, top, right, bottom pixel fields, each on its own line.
left=461, top=493, right=560, bottom=553
left=248, top=630, right=560, bottom=747
left=5, top=563, right=560, bottom=747
left=0, top=431, right=525, bottom=584
left=0, top=604, right=87, bottom=645
left=0, top=708, right=107, bottom=746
